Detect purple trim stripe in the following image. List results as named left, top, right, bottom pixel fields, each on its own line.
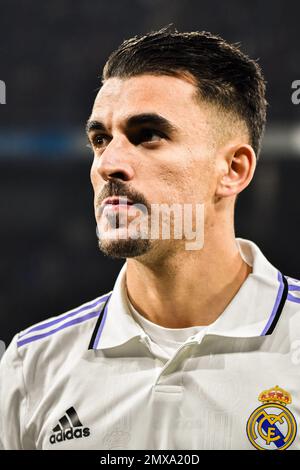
left=287, top=293, right=300, bottom=304
left=17, top=310, right=101, bottom=347
left=260, top=271, right=284, bottom=336
left=288, top=284, right=300, bottom=292
left=92, top=297, right=111, bottom=349
left=19, top=294, right=110, bottom=339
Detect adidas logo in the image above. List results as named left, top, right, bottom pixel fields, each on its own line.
left=49, top=407, right=90, bottom=445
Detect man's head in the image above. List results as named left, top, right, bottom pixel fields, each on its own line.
left=87, top=27, right=267, bottom=260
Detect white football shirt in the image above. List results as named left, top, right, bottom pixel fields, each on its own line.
left=1, top=237, right=300, bottom=450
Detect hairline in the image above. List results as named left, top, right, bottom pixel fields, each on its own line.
left=101, top=69, right=251, bottom=150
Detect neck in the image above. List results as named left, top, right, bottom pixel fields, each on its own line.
left=125, top=231, right=252, bottom=328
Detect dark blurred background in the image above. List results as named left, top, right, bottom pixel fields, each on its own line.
left=0, top=0, right=300, bottom=345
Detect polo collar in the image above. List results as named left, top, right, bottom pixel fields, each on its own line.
left=89, top=238, right=288, bottom=350
left=89, top=262, right=143, bottom=350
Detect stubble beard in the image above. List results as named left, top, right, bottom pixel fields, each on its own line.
left=98, top=237, right=152, bottom=259
left=97, top=212, right=152, bottom=259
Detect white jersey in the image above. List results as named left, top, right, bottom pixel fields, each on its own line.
left=1, top=237, right=300, bottom=450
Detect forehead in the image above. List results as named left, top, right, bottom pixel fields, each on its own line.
left=90, top=74, right=204, bottom=128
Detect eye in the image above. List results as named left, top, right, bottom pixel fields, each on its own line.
left=141, top=129, right=164, bottom=142
left=131, top=128, right=166, bottom=146
left=90, top=134, right=111, bottom=149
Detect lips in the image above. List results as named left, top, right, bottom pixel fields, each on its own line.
left=99, top=196, right=135, bottom=216
left=101, top=196, right=134, bottom=207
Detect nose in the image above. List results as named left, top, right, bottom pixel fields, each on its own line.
left=95, top=136, right=135, bottom=183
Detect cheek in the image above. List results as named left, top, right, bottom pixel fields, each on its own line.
left=158, top=158, right=193, bottom=186
left=159, top=162, right=215, bottom=204
left=151, top=167, right=192, bottom=204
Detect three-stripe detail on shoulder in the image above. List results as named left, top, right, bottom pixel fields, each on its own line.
left=17, top=293, right=111, bottom=348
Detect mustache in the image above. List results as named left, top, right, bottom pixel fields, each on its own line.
left=97, top=180, right=150, bottom=210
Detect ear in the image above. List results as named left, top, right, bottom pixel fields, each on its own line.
left=215, top=144, right=257, bottom=198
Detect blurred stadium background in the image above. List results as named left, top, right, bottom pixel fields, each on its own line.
left=0, top=0, right=300, bottom=345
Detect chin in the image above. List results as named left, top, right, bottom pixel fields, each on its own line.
left=98, top=237, right=151, bottom=259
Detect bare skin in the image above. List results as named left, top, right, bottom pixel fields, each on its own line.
left=87, top=74, right=256, bottom=328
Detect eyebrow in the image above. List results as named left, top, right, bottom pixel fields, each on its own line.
left=85, top=113, right=179, bottom=137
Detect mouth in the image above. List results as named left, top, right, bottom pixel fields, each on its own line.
left=99, top=196, right=135, bottom=216
left=101, top=196, right=134, bottom=207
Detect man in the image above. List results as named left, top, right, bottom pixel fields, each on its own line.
left=1, top=26, right=300, bottom=451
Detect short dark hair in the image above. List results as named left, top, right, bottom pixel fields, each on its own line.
left=102, top=26, right=267, bottom=159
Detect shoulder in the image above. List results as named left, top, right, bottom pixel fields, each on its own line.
left=0, top=294, right=111, bottom=449
left=10, top=292, right=111, bottom=366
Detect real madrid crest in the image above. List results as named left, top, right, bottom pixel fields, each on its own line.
left=246, top=386, right=297, bottom=450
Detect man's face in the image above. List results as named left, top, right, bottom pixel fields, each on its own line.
left=87, top=74, right=220, bottom=260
